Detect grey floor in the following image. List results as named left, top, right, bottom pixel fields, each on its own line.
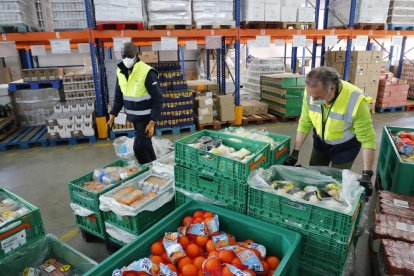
left=1, top=111, right=413, bottom=275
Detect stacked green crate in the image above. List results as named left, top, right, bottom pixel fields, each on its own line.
left=260, top=74, right=305, bottom=117
left=174, top=130, right=271, bottom=214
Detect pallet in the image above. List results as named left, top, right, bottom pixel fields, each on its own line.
left=0, top=117, right=17, bottom=141
left=0, top=126, right=48, bottom=151
left=96, top=22, right=144, bottom=31
left=109, top=129, right=135, bottom=140
left=242, top=114, right=276, bottom=126
left=155, top=124, right=196, bottom=136
left=0, top=23, right=39, bottom=33
left=387, top=24, right=414, bottom=31
left=376, top=106, right=406, bottom=113
left=49, top=135, right=97, bottom=146
left=241, top=21, right=315, bottom=29
left=282, top=22, right=315, bottom=30
left=148, top=24, right=193, bottom=30
left=195, top=23, right=235, bottom=30
left=268, top=110, right=300, bottom=122
left=405, top=100, right=414, bottom=111
left=8, top=80, right=61, bottom=92
left=332, top=23, right=386, bottom=30
left=197, top=120, right=235, bottom=131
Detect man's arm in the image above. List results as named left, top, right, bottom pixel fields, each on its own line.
left=145, top=70, right=163, bottom=123
left=362, top=148, right=375, bottom=171
left=110, top=78, right=124, bottom=116
left=294, top=131, right=309, bottom=151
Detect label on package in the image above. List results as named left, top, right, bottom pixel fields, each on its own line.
left=226, top=264, right=252, bottom=276
left=396, top=222, right=414, bottom=233
left=205, top=98, right=213, bottom=106
left=237, top=242, right=266, bottom=259
left=212, top=233, right=230, bottom=249
left=236, top=248, right=263, bottom=272
left=187, top=223, right=207, bottom=236
left=163, top=232, right=186, bottom=264
left=44, top=265, right=56, bottom=273
left=394, top=199, right=409, bottom=209
left=160, top=263, right=177, bottom=276
left=1, top=229, right=26, bottom=253
left=205, top=215, right=219, bottom=235
left=124, top=258, right=159, bottom=274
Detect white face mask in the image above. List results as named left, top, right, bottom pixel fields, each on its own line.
left=122, top=57, right=135, bottom=69
left=310, top=97, right=327, bottom=105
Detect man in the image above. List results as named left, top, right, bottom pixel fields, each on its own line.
left=285, top=66, right=376, bottom=197
left=108, top=42, right=163, bottom=164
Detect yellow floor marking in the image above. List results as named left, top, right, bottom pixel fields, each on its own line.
left=59, top=227, right=79, bottom=242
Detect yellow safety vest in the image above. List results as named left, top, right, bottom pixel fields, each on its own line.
left=306, top=80, right=372, bottom=145
left=116, top=61, right=153, bottom=115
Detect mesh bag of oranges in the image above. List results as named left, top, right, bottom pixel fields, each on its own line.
left=112, top=210, right=281, bottom=276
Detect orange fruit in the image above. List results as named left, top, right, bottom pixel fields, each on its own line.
left=194, top=217, right=204, bottom=223
left=193, top=211, right=204, bottom=218
left=206, top=239, right=216, bottom=252
left=226, top=233, right=237, bottom=246
left=231, top=257, right=247, bottom=270
left=195, top=235, right=209, bottom=247
left=203, top=211, right=215, bottom=218
left=204, top=257, right=222, bottom=272
left=223, top=266, right=234, bottom=276
left=245, top=269, right=256, bottom=275
left=258, top=260, right=269, bottom=275
left=208, top=251, right=219, bottom=258
left=218, top=250, right=234, bottom=263
left=244, top=239, right=254, bottom=243
left=151, top=241, right=165, bottom=256
left=198, top=270, right=204, bottom=276
left=268, top=269, right=275, bottom=276
left=186, top=243, right=200, bottom=258
left=167, top=264, right=177, bottom=272
left=182, top=216, right=193, bottom=226
left=198, top=246, right=205, bottom=255
left=161, top=252, right=171, bottom=263
left=181, top=264, right=198, bottom=276
left=187, top=234, right=197, bottom=241
left=193, top=256, right=206, bottom=270
left=150, top=255, right=163, bottom=265
left=177, top=257, right=192, bottom=272
left=266, top=256, right=280, bottom=270
left=179, top=236, right=190, bottom=249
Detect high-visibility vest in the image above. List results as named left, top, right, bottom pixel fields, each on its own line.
left=116, top=61, right=153, bottom=116
left=306, top=80, right=372, bottom=145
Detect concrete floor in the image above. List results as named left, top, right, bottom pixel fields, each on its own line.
left=0, top=111, right=413, bottom=275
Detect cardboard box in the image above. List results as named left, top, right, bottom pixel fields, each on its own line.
left=138, top=52, right=158, bottom=63
left=371, top=51, right=383, bottom=63
left=325, top=52, right=336, bottom=65
left=187, top=80, right=220, bottom=94
left=252, top=100, right=268, bottom=115
left=331, top=62, right=344, bottom=75
left=265, top=4, right=280, bottom=21
left=0, top=68, right=11, bottom=84
left=62, top=104, right=71, bottom=113
left=335, top=51, right=346, bottom=63
left=216, top=95, right=234, bottom=106
left=281, top=7, right=297, bottom=22
left=83, top=111, right=94, bottom=123
left=364, top=86, right=379, bottom=98
left=217, top=105, right=235, bottom=122
left=366, top=76, right=379, bottom=87
left=53, top=104, right=63, bottom=113
left=351, top=51, right=372, bottom=63
left=197, top=115, right=214, bottom=125
left=242, top=1, right=265, bottom=21
left=367, top=63, right=382, bottom=76
left=297, top=7, right=314, bottom=22
left=350, top=63, right=368, bottom=76
left=350, top=74, right=366, bottom=87
left=196, top=96, right=214, bottom=108
left=241, top=100, right=254, bottom=116
left=185, top=71, right=198, bottom=81
left=197, top=107, right=214, bottom=116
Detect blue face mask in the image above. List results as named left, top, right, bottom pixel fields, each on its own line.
left=310, top=97, right=327, bottom=105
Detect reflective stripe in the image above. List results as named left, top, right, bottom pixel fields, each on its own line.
left=324, top=132, right=356, bottom=145
left=329, top=112, right=345, bottom=120
left=123, top=94, right=152, bottom=102
left=125, top=108, right=151, bottom=115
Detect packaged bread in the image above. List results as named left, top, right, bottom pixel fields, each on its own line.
left=101, top=173, right=121, bottom=185
left=381, top=239, right=414, bottom=275
left=113, top=186, right=145, bottom=206
left=144, top=176, right=169, bottom=186
left=130, top=196, right=152, bottom=208
left=118, top=165, right=142, bottom=180
left=373, top=214, right=414, bottom=243
left=83, top=181, right=106, bottom=193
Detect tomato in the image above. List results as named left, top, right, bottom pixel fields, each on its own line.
left=400, top=131, right=409, bottom=139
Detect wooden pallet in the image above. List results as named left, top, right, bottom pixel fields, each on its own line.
left=387, top=24, right=414, bottom=31
left=0, top=117, right=17, bottom=142
left=148, top=24, right=193, bottom=30
left=333, top=23, right=386, bottom=30
left=0, top=125, right=48, bottom=151
left=282, top=22, right=316, bottom=30
left=195, top=23, right=236, bottom=30
left=376, top=106, right=406, bottom=113
left=109, top=129, right=135, bottom=140
left=155, top=124, right=196, bottom=136
left=96, top=22, right=144, bottom=31
left=197, top=120, right=235, bottom=131
left=405, top=100, right=414, bottom=111
left=49, top=135, right=97, bottom=146
left=241, top=21, right=315, bottom=29
left=8, top=80, right=61, bottom=92
left=242, top=114, right=276, bottom=126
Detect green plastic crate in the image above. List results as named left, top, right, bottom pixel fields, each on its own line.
left=247, top=186, right=362, bottom=244
left=267, top=133, right=291, bottom=165
left=0, top=234, right=97, bottom=274
left=85, top=201, right=302, bottom=276
left=175, top=130, right=270, bottom=182
left=105, top=222, right=138, bottom=247
left=103, top=197, right=175, bottom=235
left=175, top=165, right=247, bottom=213
left=175, top=191, right=189, bottom=208
left=0, top=188, right=45, bottom=259
left=265, top=101, right=302, bottom=117
left=68, top=161, right=148, bottom=213
left=377, top=126, right=414, bottom=194
left=75, top=210, right=106, bottom=239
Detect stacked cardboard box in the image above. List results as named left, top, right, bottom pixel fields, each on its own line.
left=193, top=0, right=235, bottom=27
left=50, top=0, right=87, bottom=30
left=328, top=0, right=390, bottom=28
left=388, top=0, right=414, bottom=26
left=63, top=73, right=95, bottom=101
left=377, top=72, right=409, bottom=109
left=0, top=1, right=40, bottom=31
left=94, top=0, right=144, bottom=23
left=216, top=95, right=235, bottom=122
left=399, top=61, right=414, bottom=100
left=22, top=68, right=64, bottom=82
left=36, top=0, right=54, bottom=32
left=46, top=100, right=95, bottom=139
left=325, top=50, right=383, bottom=110
left=240, top=99, right=268, bottom=116
left=195, top=93, right=214, bottom=125
left=260, top=73, right=305, bottom=117
left=147, top=0, right=192, bottom=27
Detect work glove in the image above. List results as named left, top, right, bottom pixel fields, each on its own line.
left=107, top=114, right=115, bottom=129
left=145, top=121, right=156, bottom=137
left=284, top=149, right=299, bottom=166
left=359, top=170, right=373, bottom=202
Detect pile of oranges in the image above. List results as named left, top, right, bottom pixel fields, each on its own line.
left=146, top=210, right=280, bottom=276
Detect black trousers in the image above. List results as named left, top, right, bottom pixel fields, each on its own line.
left=133, top=119, right=156, bottom=164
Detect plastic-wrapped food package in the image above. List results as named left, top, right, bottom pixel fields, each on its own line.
left=222, top=127, right=280, bottom=149
left=380, top=239, right=414, bottom=275
left=378, top=191, right=414, bottom=219
left=0, top=197, right=30, bottom=227
left=146, top=0, right=192, bottom=26
left=192, top=0, right=234, bottom=27
left=152, top=152, right=175, bottom=176
left=152, top=137, right=173, bottom=159
left=373, top=214, right=414, bottom=243
left=0, top=1, right=40, bottom=30
left=113, top=136, right=135, bottom=160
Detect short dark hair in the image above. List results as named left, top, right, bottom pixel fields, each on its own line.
left=306, top=66, right=340, bottom=92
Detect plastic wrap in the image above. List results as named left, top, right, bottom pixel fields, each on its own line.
left=105, top=222, right=137, bottom=245
left=355, top=200, right=370, bottom=237
left=248, top=165, right=364, bottom=215
left=99, top=170, right=174, bottom=216
left=0, top=196, right=30, bottom=227
left=343, top=244, right=355, bottom=276
left=192, top=0, right=234, bottom=26
left=380, top=239, right=414, bottom=275
left=378, top=191, right=414, bottom=219
left=222, top=127, right=280, bottom=149
left=152, top=137, right=173, bottom=159
left=146, top=0, right=192, bottom=26
left=373, top=213, right=414, bottom=243
left=0, top=234, right=97, bottom=274
left=113, top=136, right=135, bottom=160
left=152, top=152, right=175, bottom=176
left=175, top=187, right=227, bottom=206
left=69, top=203, right=95, bottom=217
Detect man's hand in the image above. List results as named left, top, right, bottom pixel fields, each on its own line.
left=107, top=114, right=115, bottom=129
left=359, top=170, right=373, bottom=201
left=145, top=121, right=156, bottom=137
left=284, top=149, right=299, bottom=166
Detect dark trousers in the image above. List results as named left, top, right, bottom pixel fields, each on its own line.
left=133, top=119, right=156, bottom=164
left=309, top=147, right=354, bottom=170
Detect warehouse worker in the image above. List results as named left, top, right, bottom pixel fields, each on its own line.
left=108, top=42, right=163, bottom=164
left=284, top=66, right=375, bottom=198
